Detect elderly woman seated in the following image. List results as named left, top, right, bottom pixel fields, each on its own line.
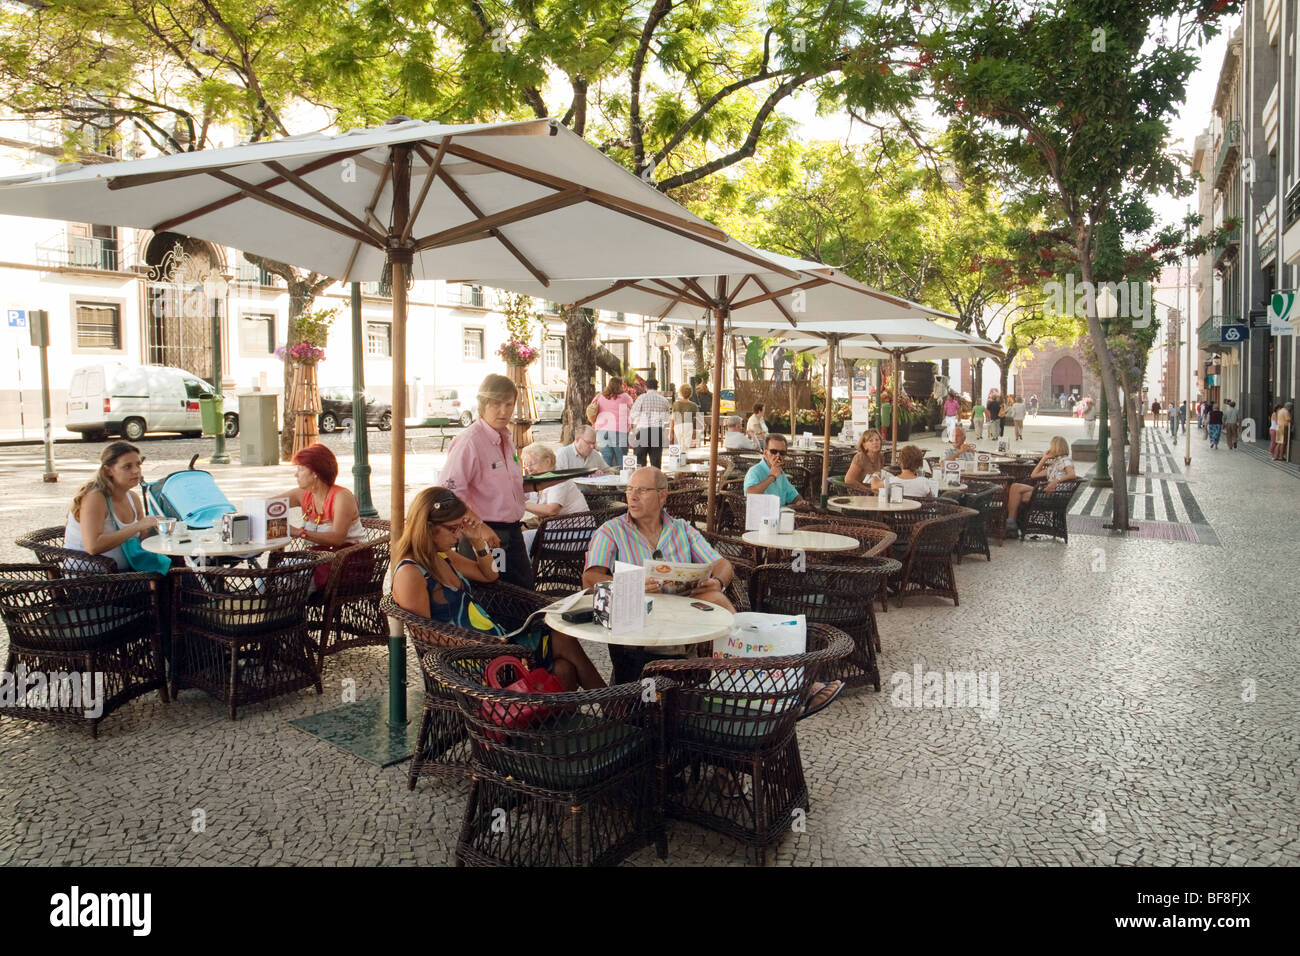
left=520, top=443, right=589, bottom=520
left=871, top=444, right=937, bottom=498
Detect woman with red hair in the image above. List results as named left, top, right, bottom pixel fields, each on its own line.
left=282, top=443, right=364, bottom=546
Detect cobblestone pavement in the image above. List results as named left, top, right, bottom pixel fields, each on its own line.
left=0, top=416, right=1296, bottom=866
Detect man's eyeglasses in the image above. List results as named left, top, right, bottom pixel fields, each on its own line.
left=766, top=448, right=788, bottom=457
left=626, top=485, right=664, bottom=498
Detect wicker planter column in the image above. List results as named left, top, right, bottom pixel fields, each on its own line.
left=290, top=360, right=322, bottom=457
left=506, top=362, right=536, bottom=449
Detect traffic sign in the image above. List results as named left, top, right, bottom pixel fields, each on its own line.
left=7, top=308, right=26, bottom=328
left=1219, top=324, right=1249, bottom=343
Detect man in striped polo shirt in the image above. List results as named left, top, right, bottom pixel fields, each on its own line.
left=583, top=466, right=735, bottom=683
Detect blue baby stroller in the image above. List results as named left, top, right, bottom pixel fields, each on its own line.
left=143, top=455, right=236, bottom=529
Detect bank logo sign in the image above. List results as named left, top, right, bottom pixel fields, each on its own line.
left=1219, top=324, right=1248, bottom=343
left=1269, top=290, right=1296, bottom=335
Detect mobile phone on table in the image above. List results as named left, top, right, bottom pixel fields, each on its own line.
left=561, top=608, right=596, bottom=624
left=690, top=601, right=715, bottom=611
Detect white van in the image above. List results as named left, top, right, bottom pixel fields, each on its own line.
left=67, top=363, right=240, bottom=441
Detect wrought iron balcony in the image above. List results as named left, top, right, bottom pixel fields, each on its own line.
left=1214, top=120, right=1241, bottom=190
left=35, top=235, right=123, bottom=271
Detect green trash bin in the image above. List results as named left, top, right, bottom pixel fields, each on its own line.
left=198, top=395, right=224, bottom=436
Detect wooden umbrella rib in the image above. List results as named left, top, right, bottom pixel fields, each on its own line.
left=432, top=163, right=551, bottom=287
left=680, top=276, right=719, bottom=310
left=442, top=143, right=730, bottom=243
left=750, top=275, right=798, bottom=327
left=727, top=274, right=755, bottom=305
left=203, top=169, right=383, bottom=248
left=644, top=278, right=711, bottom=311
left=729, top=277, right=827, bottom=312
left=567, top=279, right=635, bottom=309
left=411, top=188, right=586, bottom=252
left=264, top=160, right=387, bottom=246
left=340, top=158, right=392, bottom=283
left=402, top=139, right=450, bottom=245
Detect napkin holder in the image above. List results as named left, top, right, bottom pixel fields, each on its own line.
left=219, top=513, right=251, bottom=545
left=778, top=509, right=796, bottom=534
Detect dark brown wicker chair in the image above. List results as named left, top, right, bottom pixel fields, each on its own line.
left=712, top=491, right=752, bottom=534
left=381, top=580, right=551, bottom=788
left=794, top=519, right=897, bottom=558
left=0, top=564, right=167, bottom=736
left=170, top=551, right=329, bottom=719
left=430, top=643, right=670, bottom=867
left=665, top=480, right=709, bottom=527
left=956, top=482, right=998, bottom=561
left=301, top=519, right=392, bottom=672
left=1017, top=478, right=1082, bottom=543
left=1000, top=460, right=1038, bottom=483
left=529, top=507, right=622, bottom=598
left=890, top=505, right=976, bottom=607
left=644, top=623, right=852, bottom=865
left=15, top=526, right=120, bottom=576
left=750, top=560, right=899, bottom=690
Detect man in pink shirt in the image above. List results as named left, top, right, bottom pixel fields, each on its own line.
left=440, top=374, right=533, bottom=587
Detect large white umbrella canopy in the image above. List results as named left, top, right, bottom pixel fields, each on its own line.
left=0, top=117, right=798, bottom=533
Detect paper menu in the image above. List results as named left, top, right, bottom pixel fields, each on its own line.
left=942, top=459, right=962, bottom=484
left=609, top=560, right=647, bottom=634
left=745, top=493, right=781, bottom=532
left=242, top=497, right=290, bottom=541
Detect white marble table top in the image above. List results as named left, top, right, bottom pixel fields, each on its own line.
left=826, top=496, right=922, bottom=513
left=140, top=528, right=292, bottom=559
left=545, top=593, right=733, bottom=648
left=741, top=529, right=860, bottom=551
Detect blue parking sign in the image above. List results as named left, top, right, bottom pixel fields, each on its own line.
left=7, top=309, right=25, bottom=328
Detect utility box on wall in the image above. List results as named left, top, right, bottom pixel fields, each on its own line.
left=239, top=393, right=279, bottom=466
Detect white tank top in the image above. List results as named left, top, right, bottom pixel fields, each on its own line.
left=65, top=492, right=139, bottom=570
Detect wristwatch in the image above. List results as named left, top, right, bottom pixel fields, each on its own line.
left=473, top=545, right=492, bottom=558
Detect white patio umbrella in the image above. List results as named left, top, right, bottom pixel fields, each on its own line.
left=777, top=321, right=1004, bottom=468
left=0, top=117, right=803, bottom=747
left=484, top=247, right=952, bottom=523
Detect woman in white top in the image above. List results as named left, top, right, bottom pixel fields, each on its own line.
left=870, top=445, right=936, bottom=498
left=1005, top=436, right=1076, bottom=535
left=65, top=441, right=160, bottom=569
left=520, top=444, right=588, bottom=519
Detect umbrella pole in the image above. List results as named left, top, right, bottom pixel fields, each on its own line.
left=822, top=337, right=833, bottom=500
left=706, top=279, right=728, bottom=533
left=891, top=350, right=900, bottom=467
left=388, top=145, right=413, bottom=731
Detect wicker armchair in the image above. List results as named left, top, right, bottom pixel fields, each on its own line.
left=750, top=560, right=899, bottom=690
left=15, top=526, right=120, bottom=576
left=430, top=643, right=670, bottom=867
left=530, top=507, right=622, bottom=598
left=170, top=551, right=328, bottom=719
left=890, top=505, right=976, bottom=608
left=381, top=580, right=552, bottom=788
left=1018, top=478, right=1082, bottom=543
left=956, top=482, right=998, bottom=561
left=712, top=491, right=752, bottom=534
left=665, top=480, right=709, bottom=527
left=0, top=564, right=167, bottom=736
left=302, top=521, right=392, bottom=672
left=1000, top=460, right=1038, bottom=483
left=643, top=624, right=852, bottom=866
left=778, top=463, right=812, bottom=503
left=794, top=519, right=897, bottom=558
left=786, top=453, right=823, bottom=498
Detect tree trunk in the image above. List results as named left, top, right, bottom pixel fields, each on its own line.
left=561, top=306, right=597, bottom=445
left=972, top=362, right=983, bottom=404
left=1079, top=253, right=1131, bottom=531
left=1118, top=371, right=1142, bottom=475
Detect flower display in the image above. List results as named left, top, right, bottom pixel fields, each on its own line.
left=275, top=342, right=326, bottom=364
left=498, top=338, right=540, bottom=366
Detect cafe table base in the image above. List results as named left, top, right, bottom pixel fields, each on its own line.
left=287, top=685, right=424, bottom=767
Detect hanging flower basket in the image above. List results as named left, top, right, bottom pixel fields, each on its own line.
left=498, top=338, right=540, bottom=366
left=276, top=343, right=326, bottom=365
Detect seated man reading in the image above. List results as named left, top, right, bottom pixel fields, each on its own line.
left=583, top=466, right=734, bottom=684
left=743, top=434, right=807, bottom=509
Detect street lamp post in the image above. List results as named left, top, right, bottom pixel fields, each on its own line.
left=204, top=273, right=231, bottom=465
left=1091, top=287, right=1117, bottom=487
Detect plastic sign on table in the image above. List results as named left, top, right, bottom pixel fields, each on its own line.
left=942, top=459, right=962, bottom=486
left=975, top=452, right=992, bottom=471
left=745, top=493, right=781, bottom=532
left=243, top=497, right=290, bottom=542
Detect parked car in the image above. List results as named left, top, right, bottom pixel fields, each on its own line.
left=67, top=363, right=240, bottom=441
left=414, top=385, right=478, bottom=427
left=318, top=387, right=392, bottom=433
left=532, top=388, right=564, bottom=421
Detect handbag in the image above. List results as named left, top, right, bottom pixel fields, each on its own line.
left=480, top=654, right=564, bottom=733
left=105, top=492, right=171, bottom=575
left=585, top=397, right=600, bottom=425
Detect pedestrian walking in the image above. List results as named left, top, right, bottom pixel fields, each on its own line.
left=1029, top=394, right=1038, bottom=418
left=591, top=376, right=633, bottom=468
left=1274, top=402, right=1293, bottom=460
left=629, top=377, right=672, bottom=468
left=1151, top=399, right=1161, bottom=424
left=971, top=397, right=985, bottom=439
left=1197, top=400, right=1206, bottom=431
left=1269, top=404, right=1280, bottom=458
left=1222, top=399, right=1240, bottom=449
left=1012, top=395, right=1027, bottom=441
left=1083, top=397, right=1097, bottom=438
left=1178, top=401, right=1187, bottom=433
left=941, top=390, right=960, bottom=443
left=986, top=392, right=1003, bottom=440
left=1207, top=402, right=1223, bottom=449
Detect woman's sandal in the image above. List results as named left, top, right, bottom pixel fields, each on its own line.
left=800, top=680, right=845, bottom=720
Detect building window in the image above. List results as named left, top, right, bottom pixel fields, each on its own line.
left=544, top=336, right=566, bottom=370
left=366, top=321, right=392, bottom=358
left=463, top=327, right=485, bottom=360
left=238, top=313, right=275, bottom=355
left=75, top=301, right=121, bottom=349
left=604, top=339, right=630, bottom=372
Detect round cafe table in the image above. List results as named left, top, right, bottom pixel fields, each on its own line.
left=575, top=473, right=628, bottom=489
left=741, top=528, right=859, bottom=551
left=545, top=593, right=733, bottom=649
left=826, top=495, right=922, bottom=516
left=141, top=528, right=293, bottom=563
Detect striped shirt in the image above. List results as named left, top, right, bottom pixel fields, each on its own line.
left=585, top=510, right=721, bottom=572
left=629, top=389, right=673, bottom=430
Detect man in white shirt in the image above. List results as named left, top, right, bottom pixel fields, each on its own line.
left=555, top=425, right=612, bottom=473
left=629, top=378, right=673, bottom=468
left=723, top=416, right=759, bottom=450
left=746, top=403, right=770, bottom=444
